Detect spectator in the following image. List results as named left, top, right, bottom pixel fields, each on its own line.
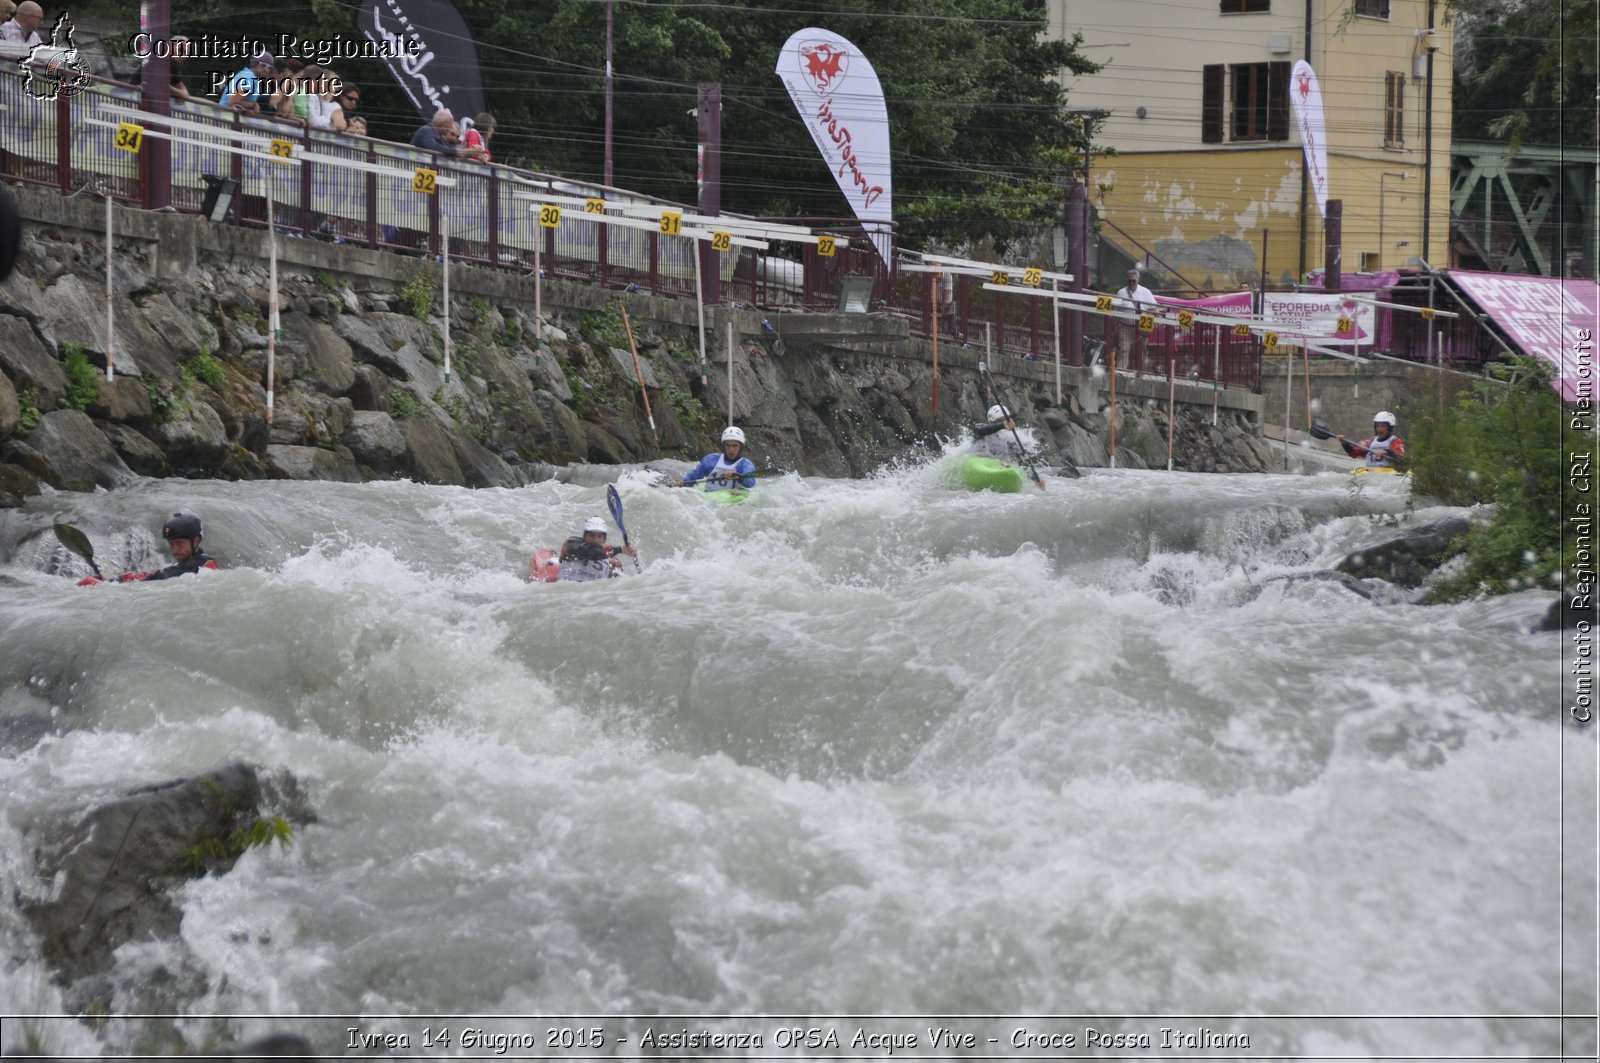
left=411, top=109, right=464, bottom=158
left=461, top=112, right=494, bottom=163
left=168, top=34, right=191, bottom=102
left=345, top=114, right=368, bottom=137
left=0, top=1, right=44, bottom=47
left=221, top=49, right=275, bottom=114
left=305, top=67, right=345, bottom=132
left=268, top=57, right=306, bottom=123
left=336, top=81, right=362, bottom=124
left=0, top=1, right=18, bottom=28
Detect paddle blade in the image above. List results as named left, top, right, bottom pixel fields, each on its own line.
left=53, top=522, right=95, bottom=563
left=1308, top=419, right=1336, bottom=441
left=606, top=485, right=628, bottom=541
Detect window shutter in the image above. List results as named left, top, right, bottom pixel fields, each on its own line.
left=1267, top=61, right=1290, bottom=141
left=1202, top=65, right=1224, bottom=143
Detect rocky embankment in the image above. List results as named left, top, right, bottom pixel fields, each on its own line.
left=0, top=190, right=1276, bottom=506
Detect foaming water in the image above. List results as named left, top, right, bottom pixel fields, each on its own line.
left=0, top=465, right=1584, bottom=1057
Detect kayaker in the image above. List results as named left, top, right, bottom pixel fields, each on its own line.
left=557, top=516, right=635, bottom=582
left=676, top=426, right=757, bottom=490
left=969, top=404, right=1025, bottom=463
left=79, top=512, right=219, bottom=585
left=1338, top=411, right=1408, bottom=468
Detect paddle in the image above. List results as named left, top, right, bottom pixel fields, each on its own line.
left=1308, top=419, right=1410, bottom=469
left=605, top=484, right=642, bottom=574
left=52, top=522, right=104, bottom=580
left=655, top=467, right=783, bottom=486
left=976, top=362, right=1053, bottom=488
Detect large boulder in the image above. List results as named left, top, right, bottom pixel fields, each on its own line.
left=334, top=312, right=444, bottom=396
left=18, top=763, right=309, bottom=1012
left=87, top=375, right=154, bottom=424
left=154, top=396, right=231, bottom=476
left=343, top=410, right=408, bottom=474
left=266, top=444, right=364, bottom=482
left=0, top=370, right=18, bottom=438
left=1, top=409, right=136, bottom=490
left=280, top=312, right=356, bottom=396
left=98, top=423, right=171, bottom=477
left=398, top=416, right=465, bottom=485
left=268, top=391, right=352, bottom=447
left=347, top=364, right=395, bottom=412
left=1336, top=516, right=1473, bottom=588
left=134, top=293, right=214, bottom=382
left=0, top=462, right=42, bottom=507
left=0, top=313, right=69, bottom=410
left=532, top=391, right=588, bottom=462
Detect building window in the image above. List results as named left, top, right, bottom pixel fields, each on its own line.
left=1355, top=0, right=1390, bottom=17
left=1220, top=0, right=1270, bottom=10
left=1384, top=71, right=1405, bottom=148
left=1203, top=63, right=1290, bottom=143
left=1361, top=252, right=1380, bottom=271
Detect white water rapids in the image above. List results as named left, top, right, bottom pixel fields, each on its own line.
left=0, top=460, right=1590, bottom=1059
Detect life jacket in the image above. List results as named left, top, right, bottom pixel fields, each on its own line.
left=116, top=552, right=220, bottom=582
left=557, top=538, right=619, bottom=582
left=702, top=454, right=744, bottom=491
left=1363, top=435, right=1402, bottom=466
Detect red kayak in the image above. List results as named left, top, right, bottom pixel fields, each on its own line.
left=527, top=549, right=559, bottom=583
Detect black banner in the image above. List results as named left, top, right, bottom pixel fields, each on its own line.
left=357, top=0, right=486, bottom=123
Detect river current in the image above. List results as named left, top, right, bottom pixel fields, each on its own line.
left=0, top=459, right=1589, bottom=1059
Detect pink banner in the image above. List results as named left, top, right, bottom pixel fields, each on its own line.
left=1449, top=270, right=1600, bottom=403
left=1156, top=291, right=1254, bottom=315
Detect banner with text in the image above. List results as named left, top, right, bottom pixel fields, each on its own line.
left=1449, top=270, right=1600, bottom=403
left=1261, top=291, right=1385, bottom=348
left=1288, top=61, right=1329, bottom=221
left=358, top=0, right=485, bottom=123
left=775, top=28, right=892, bottom=267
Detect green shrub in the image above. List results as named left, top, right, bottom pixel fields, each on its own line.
left=400, top=274, right=436, bottom=320
left=15, top=383, right=41, bottom=435
left=1412, top=358, right=1585, bottom=601
left=184, top=351, right=226, bottom=390
left=61, top=345, right=100, bottom=412
left=390, top=390, right=419, bottom=419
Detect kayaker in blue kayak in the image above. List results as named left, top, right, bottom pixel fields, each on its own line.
left=969, top=404, right=1026, bottom=463
left=557, top=516, right=636, bottom=582
left=1338, top=411, right=1408, bottom=468
left=675, top=426, right=757, bottom=491
left=77, top=512, right=219, bottom=585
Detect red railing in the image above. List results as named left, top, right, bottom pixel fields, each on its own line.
left=0, top=60, right=1272, bottom=390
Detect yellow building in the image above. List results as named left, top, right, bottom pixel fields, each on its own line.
left=1047, top=0, right=1452, bottom=290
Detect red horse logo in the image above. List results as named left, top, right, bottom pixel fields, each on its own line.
left=800, top=42, right=848, bottom=94
left=1295, top=70, right=1313, bottom=101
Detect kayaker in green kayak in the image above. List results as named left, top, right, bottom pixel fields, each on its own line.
left=674, top=426, right=758, bottom=491
left=970, top=404, right=1026, bottom=464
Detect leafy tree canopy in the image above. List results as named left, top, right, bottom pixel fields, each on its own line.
left=171, top=0, right=1099, bottom=248
left=1453, top=0, right=1597, bottom=147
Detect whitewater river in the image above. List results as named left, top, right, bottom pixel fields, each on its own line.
left=0, top=459, right=1589, bottom=1060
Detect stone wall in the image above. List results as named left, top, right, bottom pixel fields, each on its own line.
left=0, top=183, right=1276, bottom=507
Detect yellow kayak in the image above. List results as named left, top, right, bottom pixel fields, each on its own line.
left=1351, top=465, right=1406, bottom=476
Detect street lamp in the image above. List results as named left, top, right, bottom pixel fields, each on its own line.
left=1378, top=171, right=1411, bottom=270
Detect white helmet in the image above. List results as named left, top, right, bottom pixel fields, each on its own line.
left=583, top=516, right=608, bottom=534
left=1373, top=411, right=1397, bottom=426
left=986, top=404, right=1011, bottom=422
left=721, top=426, right=746, bottom=445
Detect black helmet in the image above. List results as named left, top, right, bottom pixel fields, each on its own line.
left=162, top=512, right=202, bottom=541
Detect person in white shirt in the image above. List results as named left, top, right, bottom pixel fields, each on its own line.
left=1114, top=268, right=1156, bottom=374
left=0, top=0, right=44, bottom=47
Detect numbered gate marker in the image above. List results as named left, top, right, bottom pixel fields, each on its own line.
left=1177, top=311, right=1195, bottom=328
left=113, top=121, right=144, bottom=153
left=1022, top=268, right=1043, bottom=288
left=583, top=198, right=606, bottom=214
left=711, top=231, right=733, bottom=253
left=659, top=211, right=682, bottom=236
left=1095, top=295, right=1113, bottom=313
left=413, top=168, right=438, bottom=194
left=538, top=204, right=562, bottom=228
left=816, top=234, right=837, bottom=257
left=269, top=138, right=295, bottom=163
left=1137, top=314, right=1156, bottom=333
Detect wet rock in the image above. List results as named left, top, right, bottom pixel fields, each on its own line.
left=2, top=410, right=136, bottom=491
left=18, top=762, right=311, bottom=1011
left=1542, top=593, right=1596, bottom=631
left=268, top=392, right=352, bottom=447
left=344, top=410, right=408, bottom=474
left=0, top=313, right=69, bottom=409
left=1261, top=569, right=1418, bottom=605
left=399, top=416, right=465, bottom=484
left=98, top=422, right=171, bottom=477
left=1336, top=516, right=1472, bottom=588
left=0, top=370, right=17, bottom=438
left=444, top=420, right=518, bottom=488
left=267, top=444, right=363, bottom=482
left=280, top=313, right=356, bottom=396
left=347, top=364, right=395, bottom=412
left=607, top=346, right=660, bottom=388
left=0, top=461, right=43, bottom=507
left=533, top=391, right=588, bottom=463
left=87, top=375, right=153, bottom=424
left=153, top=397, right=230, bottom=476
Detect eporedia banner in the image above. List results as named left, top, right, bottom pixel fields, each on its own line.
left=358, top=0, right=485, bottom=123
left=775, top=28, right=893, bottom=267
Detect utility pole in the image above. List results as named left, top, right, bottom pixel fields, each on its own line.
left=604, top=0, right=614, bottom=187
left=697, top=83, right=722, bottom=305
left=1421, top=0, right=1437, bottom=266
left=138, top=0, right=171, bottom=210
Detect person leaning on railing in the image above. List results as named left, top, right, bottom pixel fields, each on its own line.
left=221, top=50, right=275, bottom=115
left=411, top=109, right=468, bottom=159
left=0, top=0, right=42, bottom=47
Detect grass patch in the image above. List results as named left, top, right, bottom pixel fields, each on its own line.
left=184, top=351, right=226, bottom=390
left=61, top=345, right=101, bottom=412
left=15, top=383, right=41, bottom=435
left=178, top=815, right=293, bottom=876
left=577, top=308, right=628, bottom=351
left=313, top=269, right=339, bottom=292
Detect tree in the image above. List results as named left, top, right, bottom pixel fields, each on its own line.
left=1453, top=0, right=1597, bottom=148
